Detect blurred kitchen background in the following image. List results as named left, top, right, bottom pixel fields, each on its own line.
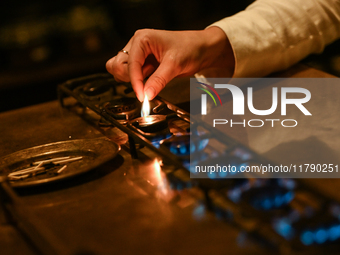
left=0, top=0, right=339, bottom=112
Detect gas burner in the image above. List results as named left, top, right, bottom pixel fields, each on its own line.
left=298, top=221, right=340, bottom=246
left=132, top=115, right=168, bottom=133
left=102, top=98, right=141, bottom=124
left=274, top=208, right=340, bottom=246
left=128, top=115, right=171, bottom=141
left=74, top=80, right=114, bottom=102
left=160, top=135, right=209, bottom=157
left=161, top=135, right=191, bottom=157
left=57, top=74, right=340, bottom=254
left=160, top=134, right=209, bottom=169
left=242, top=185, right=294, bottom=211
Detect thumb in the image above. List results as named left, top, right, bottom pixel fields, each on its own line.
left=144, top=61, right=178, bottom=100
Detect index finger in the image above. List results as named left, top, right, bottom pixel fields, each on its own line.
left=128, top=59, right=145, bottom=102
left=128, top=37, right=153, bottom=102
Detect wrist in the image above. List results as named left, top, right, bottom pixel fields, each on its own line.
left=200, top=26, right=235, bottom=75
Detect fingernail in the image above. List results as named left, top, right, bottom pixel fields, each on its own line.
left=138, top=94, right=144, bottom=102
left=145, top=87, right=155, bottom=100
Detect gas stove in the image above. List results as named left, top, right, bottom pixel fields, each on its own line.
left=54, top=73, right=340, bottom=255
left=1, top=73, right=339, bottom=255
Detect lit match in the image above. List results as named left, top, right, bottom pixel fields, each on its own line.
left=141, top=94, right=150, bottom=117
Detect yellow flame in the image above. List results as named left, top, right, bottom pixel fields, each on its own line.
left=141, top=94, right=150, bottom=117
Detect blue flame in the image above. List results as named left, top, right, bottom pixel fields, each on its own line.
left=300, top=224, right=340, bottom=246
left=274, top=219, right=294, bottom=240
left=300, top=230, right=314, bottom=245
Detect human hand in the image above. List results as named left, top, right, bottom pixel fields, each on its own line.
left=106, top=27, right=234, bottom=101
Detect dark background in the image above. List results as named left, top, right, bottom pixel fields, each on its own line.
left=0, top=0, right=339, bottom=113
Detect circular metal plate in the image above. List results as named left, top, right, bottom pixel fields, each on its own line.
left=0, top=138, right=120, bottom=187
left=132, top=115, right=167, bottom=127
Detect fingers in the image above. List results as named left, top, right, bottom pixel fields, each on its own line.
left=106, top=37, right=134, bottom=82
left=105, top=56, right=116, bottom=75
left=105, top=51, right=156, bottom=89
left=106, top=54, right=130, bottom=82
left=142, top=62, right=156, bottom=79
left=129, top=59, right=145, bottom=102
left=144, top=60, right=178, bottom=100
left=141, top=55, right=158, bottom=79
left=128, top=34, right=152, bottom=101
left=106, top=29, right=179, bottom=101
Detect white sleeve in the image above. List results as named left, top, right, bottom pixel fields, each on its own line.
left=208, top=0, right=340, bottom=77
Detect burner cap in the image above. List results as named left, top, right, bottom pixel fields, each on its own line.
left=83, top=82, right=112, bottom=97
left=127, top=115, right=172, bottom=141
left=102, top=98, right=141, bottom=124
left=134, top=115, right=166, bottom=126
left=105, top=98, right=138, bottom=113
left=74, top=80, right=114, bottom=101
left=131, top=115, right=168, bottom=133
